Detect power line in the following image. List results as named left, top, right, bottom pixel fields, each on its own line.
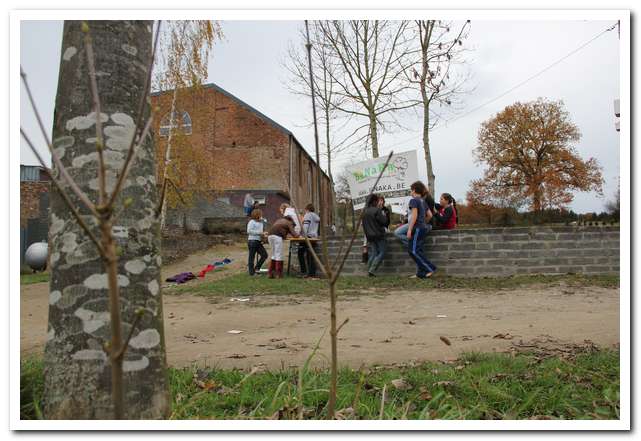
left=442, top=22, right=617, bottom=126
left=386, top=22, right=618, bottom=150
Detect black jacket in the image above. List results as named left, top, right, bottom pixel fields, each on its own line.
left=362, top=206, right=390, bottom=241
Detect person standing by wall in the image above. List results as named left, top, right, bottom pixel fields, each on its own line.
left=246, top=208, right=268, bottom=275
left=267, top=215, right=299, bottom=278
left=243, top=193, right=255, bottom=217
left=298, top=203, right=321, bottom=278
left=378, top=196, right=392, bottom=232
left=362, top=194, right=390, bottom=277
left=407, top=181, right=437, bottom=279
left=393, top=196, right=412, bottom=247
left=280, top=203, right=302, bottom=235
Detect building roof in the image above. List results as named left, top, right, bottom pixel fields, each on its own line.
left=151, top=82, right=330, bottom=181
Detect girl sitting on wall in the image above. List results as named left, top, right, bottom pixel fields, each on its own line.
left=434, top=193, right=458, bottom=230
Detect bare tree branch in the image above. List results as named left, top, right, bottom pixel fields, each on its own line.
left=107, top=20, right=162, bottom=209
left=20, top=128, right=106, bottom=256
left=331, top=151, right=393, bottom=284
left=20, top=67, right=100, bottom=218
left=82, top=24, right=107, bottom=207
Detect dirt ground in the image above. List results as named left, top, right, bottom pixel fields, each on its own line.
left=20, top=243, right=620, bottom=370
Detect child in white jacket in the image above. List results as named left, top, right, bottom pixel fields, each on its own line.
left=246, top=208, right=268, bottom=275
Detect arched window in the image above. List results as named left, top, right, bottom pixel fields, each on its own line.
left=159, top=110, right=192, bottom=137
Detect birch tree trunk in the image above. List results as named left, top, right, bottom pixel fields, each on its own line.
left=159, top=87, right=179, bottom=231
left=43, top=20, right=170, bottom=419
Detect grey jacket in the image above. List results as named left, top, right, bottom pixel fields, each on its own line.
left=302, top=212, right=321, bottom=238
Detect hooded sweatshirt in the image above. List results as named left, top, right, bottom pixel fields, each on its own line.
left=283, top=207, right=302, bottom=234
left=302, top=212, right=321, bottom=238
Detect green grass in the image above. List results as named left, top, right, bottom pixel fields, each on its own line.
left=20, top=358, right=45, bottom=420
left=21, top=349, right=619, bottom=420
left=169, top=272, right=619, bottom=298
left=20, top=272, right=49, bottom=285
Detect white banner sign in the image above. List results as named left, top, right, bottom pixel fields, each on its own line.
left=345, top=150, right=419, bottom=213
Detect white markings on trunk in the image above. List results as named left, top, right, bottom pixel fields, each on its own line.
left=129, top=329, right=160, bottom=349
left=123, top=356, right=149, bottom=372
left=65, top=112, right=109, bottom=132
left=62, top=46, right=77, bottom=61
left=125, top=259, right=146, bottom=275
left=147, top=279, right=159, bottom=296
left=83, top=273, right=130, bottom=289
left=74, top=307, right=110, bottom=333
left=72, top=349, right=107, bottom=362
left=49, top=291, right=62, bottom=305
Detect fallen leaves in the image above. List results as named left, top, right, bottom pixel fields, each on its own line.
left=418, top=386, right=432, bottom=401
left=335, top=407, right=356, bottom=420
left=194, top=379, right=217, bottom=391
left=391, top=378, right=412, bottom=391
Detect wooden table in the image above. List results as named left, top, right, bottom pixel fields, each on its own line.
left=286, top=237, right=320, bottom=276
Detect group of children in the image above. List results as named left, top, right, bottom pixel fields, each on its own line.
left=246, top=202, right=320, bottom=279
left=246, top=182, right=456, bottom=280
left=363, top=180, right=457, bottom=279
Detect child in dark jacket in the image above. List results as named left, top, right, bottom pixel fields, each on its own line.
left=362, top=194, right=391, bottom=277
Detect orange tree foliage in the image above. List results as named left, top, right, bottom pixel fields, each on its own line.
left=470, top=98, right=603, bottom=212
left=152, top=21, right=222, bottom=212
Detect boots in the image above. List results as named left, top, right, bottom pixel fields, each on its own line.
left=275, top=261, right=284, bottom=279
left=267, top=260, right=274, bottom=279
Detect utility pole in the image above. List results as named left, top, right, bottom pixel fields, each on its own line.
left=305, top=21, right=323, bottom=217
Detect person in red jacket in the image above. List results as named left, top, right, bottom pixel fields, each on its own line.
left=434, top=193, right=457, bottom=230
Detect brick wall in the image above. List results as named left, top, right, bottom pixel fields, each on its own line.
left=152, top=86, right=290, bottom=192
left=20, top=181, right=49, bottom=228
left=327, top=226, right=620, bottom=277
left=151, top=84, right=334, bottom=228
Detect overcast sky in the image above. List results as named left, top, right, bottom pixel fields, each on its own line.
left=20, top=18, right=621, bottom=213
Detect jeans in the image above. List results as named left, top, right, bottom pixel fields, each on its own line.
left=247, top=240, right=267, bottom=275
left=297, top=240, right=318, bottom=276
left=407, top=225, right=437, bottom=278
left=394, top=223, right=409, bottom=247
left=367, top=237, right=387, bottom=275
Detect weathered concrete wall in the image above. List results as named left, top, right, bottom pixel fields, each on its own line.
left=327, top=226, right=620, bottom=277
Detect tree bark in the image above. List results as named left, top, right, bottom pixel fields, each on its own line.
left=44, top=20, right=170, bottom=419
left=327, top=283, right=338, bottom=419
left=422, top=98, right=436, bottom=196
left=369, top=114, right=379, bottom=158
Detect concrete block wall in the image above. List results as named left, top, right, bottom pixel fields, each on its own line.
left=326, top=226, right=620, bottom=277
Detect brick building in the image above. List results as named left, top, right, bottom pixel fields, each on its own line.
left=20, top=165, right=50, bottom=265
left=151, top=83, right=334, bottom=230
